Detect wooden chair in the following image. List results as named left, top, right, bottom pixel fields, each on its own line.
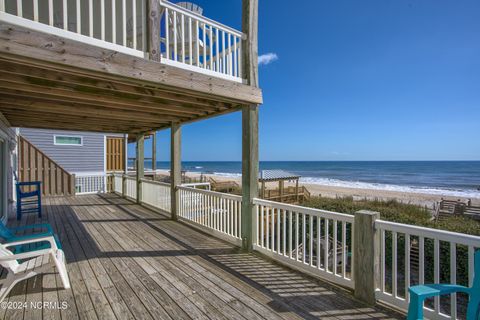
left=16, top=181, right=42, bottom=220
left=0, top=235, right=70, bottom=302
left=407, top=249, right=480, bottom=319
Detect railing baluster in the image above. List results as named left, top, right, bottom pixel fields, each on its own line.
left=405, top=233, right=410, bottom=301
left=209, top=25, right=213, bottom=70
left=233, top=36, right=238, bottom=77
left=88, top=0, right=92, bottom=36
left=195, top=20, right=200, bottom=66
left=271, top=207, right=276, bottom=252
left=324, top=218, right=329, bottom=272
left=419, top=236, right=425, bottom=285
left=63, top=0, right=68, bottom=30
left=393, top=231, right=398, bottom=297
left=215, top=28, right=219, bottom=72
left=173, top=11, right=177, bottom=61
left=434, top=239, right=440, bottom=314
left=112, top=0, right=116, bottom=43
left=289, top=211, right=293, bottom=259
left=450, top=243, right=457, bottom=319
left=295, top=212, right=299, bottom=261
left=302, top=213, right=306, bottom=264
left=282, top=209, right=286, bottom=256
left=317, top=217, right=321, bottom=269
left=333, top=220, right=338, bottom=274
left=122, top=0, right=126, bottom=46
left=468, top=245, right=474, bottom=287
left=309, top=214, right=313, bottom=266
left=266, top=206, right=270, bottom=250
left=165, top=8, right=170, bottom=59
left=381, top=229, right=386, bottom=292
left=181, top=13, right=185, bottom=63
left=277, top=207, right=281, bottom=254
left=202, top=23, right=206, bottom=68
left=260, top=205, right=264, bottom=247
left=342, top=221, right=347, bottom=277
left=188, top=17, right=192, bottom=65
left=99, top=0, right=105, bottom=39
left=132, top=0, right=136, bottom=49
left=17, top=0, right=22, bottom=17
left=76, top=0, right=81, bottom=33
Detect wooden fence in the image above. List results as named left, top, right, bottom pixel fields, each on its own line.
left=18, top=136, right=75, bottom=196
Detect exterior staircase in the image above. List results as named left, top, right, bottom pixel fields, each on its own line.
left=17, top=135, right=76, bottom=196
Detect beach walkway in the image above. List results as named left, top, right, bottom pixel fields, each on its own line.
left=0, top=194, right=403, bottom=320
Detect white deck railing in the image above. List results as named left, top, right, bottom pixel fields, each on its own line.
left=160, top=1, right=243, bottom=82
left=0, top=0, right=245, bottom=82
left=75, top=173, right=106, bottom=194
left=113, top=174, right=123, bottom=194
left=141, top=179, right=171, bottom=213
left=108, top=176, right=480, bottom=318
left=124, top=176, right=136, bottom=200
left=178, top=186, right=242, bottom=244
left=376, top=220, right=480, bottom=320
left=252, top=198, right=355, bottom=289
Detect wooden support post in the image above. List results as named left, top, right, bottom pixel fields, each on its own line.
left=279, top=180, right=284, bottom=202
left=122, top=174, right=126, bottom=197
left=241, top=105, right=258, bottom=252
left=124, top=134, right=128, bottom=174
left=295, top=178, right=299, bottom=203
left=170, top=122, right=181, bottom=220
left=147, top=0, right=160, bottom=62
left=152, top=132, right=157, bottom=172
left=136, top=134, right=144, bottom=204
left=354, top=210, right=380, bottom=305
left=241, top=0, right=259, bottom=252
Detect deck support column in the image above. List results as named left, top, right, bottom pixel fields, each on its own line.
left=152, top=132, right=157, bottom=172
left=241, top=105, right=259, bottom=252
left=354, top=210, right=380, bottom=305
left=136, top=134, right=144, bottom=204
left=170, top=123, right=181, bottom=220
left=241, top=0, right=259, bottom=252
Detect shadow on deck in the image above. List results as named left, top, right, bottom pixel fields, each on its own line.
left=0, top=194, right=403, bottom=320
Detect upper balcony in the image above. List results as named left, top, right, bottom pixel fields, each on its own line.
left=0, top=0, right=262, bottom=133
left=1, top=0, right=245, bottom=82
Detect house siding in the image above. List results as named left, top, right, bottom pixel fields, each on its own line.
left=19, top=128, right=106, bottom=174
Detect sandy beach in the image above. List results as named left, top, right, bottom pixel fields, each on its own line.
left=154, top=169, right=480, bottom=208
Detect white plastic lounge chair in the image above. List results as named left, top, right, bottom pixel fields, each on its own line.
left=0, top=236, right=70, bottom=302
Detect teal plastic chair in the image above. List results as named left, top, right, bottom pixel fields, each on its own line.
left=407, top=249, right=480, bottom=320
left=0, top=222, right=62, bottom=252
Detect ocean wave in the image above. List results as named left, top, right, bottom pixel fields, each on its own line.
left=194, top=166, right=203, bottom=169
left=299, top=177, right=480, bottom=199
left=212, top=172, right=242, bottom=178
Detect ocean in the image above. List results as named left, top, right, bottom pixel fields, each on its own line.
left=136, top=161, right=480, bottom=199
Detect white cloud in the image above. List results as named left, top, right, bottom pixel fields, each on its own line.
left=258, top=53, right=278, bottom=66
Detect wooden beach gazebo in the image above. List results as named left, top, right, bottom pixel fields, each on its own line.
left=259, top=169, right=303, bottom=203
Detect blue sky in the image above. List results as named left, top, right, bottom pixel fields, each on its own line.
left=131, top=0, right=480, bottom=161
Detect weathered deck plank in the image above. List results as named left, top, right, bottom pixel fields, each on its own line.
left=1, top=194, right=403, bottom=320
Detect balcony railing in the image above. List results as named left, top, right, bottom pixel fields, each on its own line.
left=110, top=175, right=480, bottom=319
left=0, top=0, right=245, bottom=83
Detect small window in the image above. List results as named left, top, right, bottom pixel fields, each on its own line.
left=54, top=135, right=83, bottom=146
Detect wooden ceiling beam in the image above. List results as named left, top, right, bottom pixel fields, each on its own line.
left=0, top=59, right=236, bottom=110
left=0, top=99, right=192, bottom=122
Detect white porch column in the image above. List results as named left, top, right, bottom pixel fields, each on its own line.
left=170, top=123, right=181, bottom=220
left=135, top=134, right=144, bottom=204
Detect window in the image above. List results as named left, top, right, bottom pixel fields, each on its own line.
left=54, top=135, right=83, bottom=146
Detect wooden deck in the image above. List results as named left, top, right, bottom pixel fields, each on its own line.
left=1, top=194, right=403, bottom=320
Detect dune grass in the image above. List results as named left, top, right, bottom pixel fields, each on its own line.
left=303, top=196, right=480, bottom=236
